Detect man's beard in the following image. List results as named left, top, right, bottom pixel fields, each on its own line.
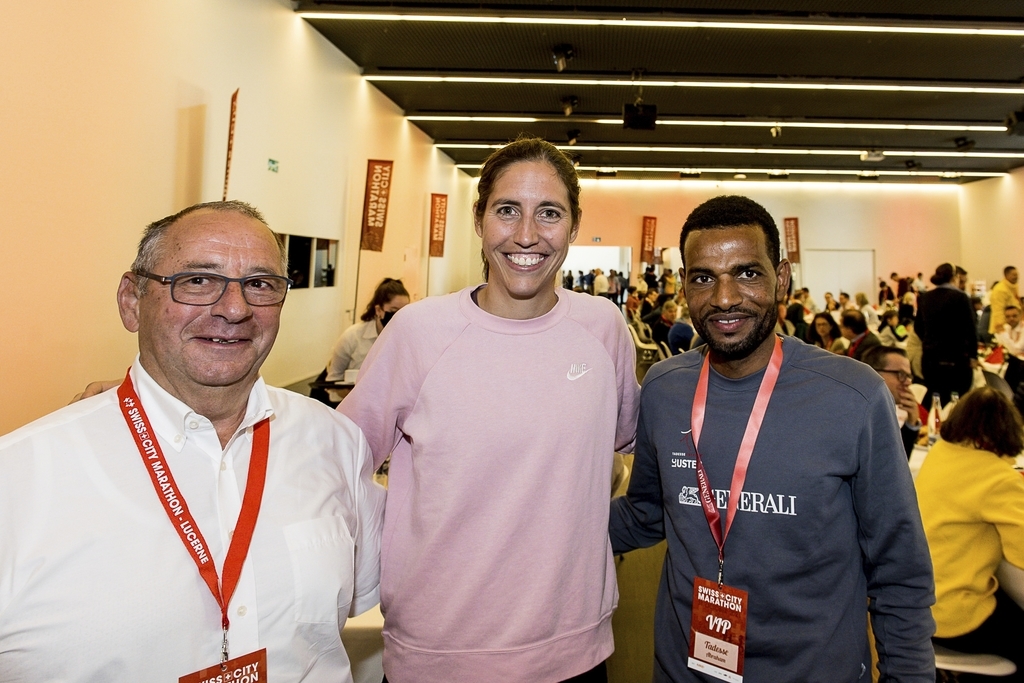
left=693, top=305, right=778, bottom=362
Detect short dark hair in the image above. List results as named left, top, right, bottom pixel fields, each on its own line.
left=840, top=309, right=868, bottom=334
left=474, top=136, right=581, bottom=280
left=1005, top=265, right=1018, bottom=277
left=930, top=263, right=955, bottom=285
left=862, top=345, right=907, bottom=373
left=360, top=278, right=410, bottom=322
left=940, top=387, right=1024, bottom=457
left=679, top=195, right=780, bottom=267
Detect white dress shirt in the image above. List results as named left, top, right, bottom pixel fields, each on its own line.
left=996, top=322, right=1024, bottom=358
left=0, top=358, right=384, bottom=682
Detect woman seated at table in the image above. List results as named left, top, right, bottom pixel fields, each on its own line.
left=311, top=277, right=409, bottom=406
left=915, top=387, right=1024, bottom=679
left=806, top=312, right=846, bottom=354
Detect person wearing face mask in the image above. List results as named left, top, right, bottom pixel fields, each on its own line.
left=321, top=278, right=410, bottom=398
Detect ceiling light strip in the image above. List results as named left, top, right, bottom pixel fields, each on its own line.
left=435, top=143, right=1024, bottom=159
left=453, top=162, right=1004, bottom=177
left=408, top=115, right=1006, bottom=132
left=299, top=12, right=1024, bottom=37
left=367, top=74, right=1024, bottom=95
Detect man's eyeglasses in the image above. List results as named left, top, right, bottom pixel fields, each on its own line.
left=878, top=369, right=913, bottom=383
left=136, top=271, right=292, bottom=306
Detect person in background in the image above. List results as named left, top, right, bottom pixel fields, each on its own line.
left=916, top=263, right=978, bottom=407
left=660, top=268, right=677, bottom=296
left=954, top=265, right=969, bottom=292
left=610, top=194, right=935, bottom=683
left=639, top=287, right=660, bottom=319
left=824, top=291, right=841, bottom=314
left=841, top=309, right=881, bottom=362
left=607, top=268, right=620, bottom=304
left=0, top=201, right=384, bottom=682
left=893, top=272, right=909, bottom=299
left=912, top=272, right=927, bottom=293
left=625, top=285, right=641, bottom=320
left=877, top=309, right=908, bottom=348
left=856, top=292, right=880, bottom=329
left=643, top=265, right=659, bottom=292
left=785, top=301, right=808, bottom=340
left=593, top=268, right=609, bottom=298
left=807, top=311, right=847, bottom=354
left=325, top=278, right=409, bottom=381
left=915, top=387, right=1024, bottom=681
left=899, top=288, right=917, bottom=321
left=340, top=137, right=640, bottom=683
left=995, top=303, right=1024, bottom=393
left=989, top=265, right=1021, bottom=335
left=651, top=299, right=678, bottom=348
left=667, top=301, right=695, bottom=355
left=879, top=279, right=895, bottom=307
left=800, top=287, right=819, bottom=313
left=863, top=346, right=921, bottom=457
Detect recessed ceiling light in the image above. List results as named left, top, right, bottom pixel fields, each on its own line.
left=734, top=173, right=748, bottom=179
left=300, top=12, right=1024, bottom=38
left=407, top=114, right=1006, bottom=132
left=367, top=74, right=1024, bottom=96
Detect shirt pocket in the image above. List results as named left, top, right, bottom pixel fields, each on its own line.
left=284, top=516, right=355, bottom=624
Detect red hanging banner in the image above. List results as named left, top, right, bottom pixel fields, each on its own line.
left=429, top=193, right=448, bottom=257
left=360, top=160, right=394, bottom=252
left=641, top=216, right=657, bottom=263
left=783, top=217, right=800, bottom=264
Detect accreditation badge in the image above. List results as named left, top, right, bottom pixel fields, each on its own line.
left=179, top=649, right=267, bottom=683
left=688, top=578, right=748, bottom=683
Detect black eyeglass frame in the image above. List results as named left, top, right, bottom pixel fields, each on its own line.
left=135, top=270, right=293, bottom=306
left=877, top=368, right=913, bottom=383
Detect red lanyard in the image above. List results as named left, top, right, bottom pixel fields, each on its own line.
left=117, top=370, right=270, bottom=661
left=691, top=336, right=783, bottom=585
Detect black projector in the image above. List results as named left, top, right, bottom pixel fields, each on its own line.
left=623, top=103, right=657, bottom=130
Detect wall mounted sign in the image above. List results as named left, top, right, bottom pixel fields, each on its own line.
left=360, top=159, right=394, bottom=252
left=429, top=193, right=448, bottom=257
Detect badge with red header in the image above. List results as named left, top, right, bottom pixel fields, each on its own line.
left=179, top=648, right=267, bottom=683
left=688, top=577, right=747, bottom=683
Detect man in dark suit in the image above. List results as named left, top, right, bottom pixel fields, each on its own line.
left=840, top=309, right=881, bottom=361
left=915, top=263, right=978, bottom=407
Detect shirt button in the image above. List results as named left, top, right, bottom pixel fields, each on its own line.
left=188, top=421, right=199, bottom=430
left=220, top=461, right=227, bottom=471
left=173, top=435, right=183, bottom=443
left=237, top=605, right=247, bottom=617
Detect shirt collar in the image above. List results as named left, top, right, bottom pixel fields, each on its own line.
left=129, top=356, right=274, bottom=452
left=362, top=320, right=380, bottom=341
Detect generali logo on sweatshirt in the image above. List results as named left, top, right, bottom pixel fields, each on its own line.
left=672, top=456, right=798, bottom=517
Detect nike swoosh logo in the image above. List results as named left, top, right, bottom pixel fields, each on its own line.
left=567, top=368, right=592, bottom=380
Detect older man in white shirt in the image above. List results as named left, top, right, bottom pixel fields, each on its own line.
left=0, top=201, right=384, bottom=682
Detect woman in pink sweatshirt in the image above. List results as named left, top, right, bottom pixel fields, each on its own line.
left=340, top=137, right=640, bottom=683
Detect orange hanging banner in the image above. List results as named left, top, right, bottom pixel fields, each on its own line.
left=640, top=216, right=657, bottom=264
left=429, top=193, right=448, bottom=257
left=361, top=160, right=394, bottom=252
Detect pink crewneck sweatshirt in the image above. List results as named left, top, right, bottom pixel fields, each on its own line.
left=340, top=286, right=639, bottom=683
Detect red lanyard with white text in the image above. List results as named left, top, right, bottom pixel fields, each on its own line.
left=691, top=336, right=783, bottom=586
left=117, top=369, right=269, bottom=664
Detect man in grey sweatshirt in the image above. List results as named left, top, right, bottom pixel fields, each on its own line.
left=610, top=195, right=935, bottom=683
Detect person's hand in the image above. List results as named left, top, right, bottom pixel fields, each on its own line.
left=970, top=358, right=980, bottom=369
left=70, top=379, right=119, bottom=404
left=896, top=386, right=921, bottom=428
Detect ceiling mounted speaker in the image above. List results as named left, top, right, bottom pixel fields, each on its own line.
left=623, top=103, right=657, bottom=130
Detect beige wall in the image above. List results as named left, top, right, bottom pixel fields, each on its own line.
left=574, top=179, right=962, bottom=288
left=0, top=0, right=477, bottom=435
left=959, top=167, right=1024, bottom=288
